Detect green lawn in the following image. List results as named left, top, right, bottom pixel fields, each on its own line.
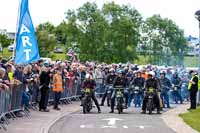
left=52, top=52, right=66, bottom=60
left=0, top=48, right=66, bottom=61
left=135, top=55, right=198, bottom=67
left=1, top=48, right=12, bottom=58
left=184, top=56, right=198, bottom=67
left=179, top=107, right=200, bottom=132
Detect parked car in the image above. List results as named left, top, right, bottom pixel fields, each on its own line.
left=8, top=44, right=15, bottom=52
left=54, top=47, right=63, bottom=53
left=40, top=57, right=52, bottom=63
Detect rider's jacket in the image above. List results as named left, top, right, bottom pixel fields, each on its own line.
left=145, top=77, right=159, bottom=91
left=172, top=76, right=181, bottom=87
left=82, top=79, right=96, bottom=90
left=106, top=74, right=116, bottom=85
left=113, top=76, right=126, bottom=88
left=160, top=77, right=172, bottom=91
left=132, top=77, right=145, bottom=88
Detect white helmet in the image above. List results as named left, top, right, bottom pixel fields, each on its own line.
left=149, top=71, right=155, bottom=77
left=85, top=73, right=91, bottom=79
left=109, top=68, right=115, bottom=73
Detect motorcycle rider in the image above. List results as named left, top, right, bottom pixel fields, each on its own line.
left=141, top=71, right=161, bottom=114
left=128, top=71, right=145, bottom=107
left=82, top=73, right=101, bottom=113
left=110, top=71, right=126, bottom=113
left=160, top=71, right=172, bottom=108
left=100, top=69, right=116, bottom=106
left=171, top=73, right=183, bottom=104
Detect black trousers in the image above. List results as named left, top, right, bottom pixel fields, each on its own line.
left=142, top=92, right=160, bottom=111
left=91, top=92, right=101, bottom=111
left=101, top=86, right=112, bottom=106
left=39, top=85, right=49, bottom=110
left=54, top=92, right=61, bottom=109
left=101, top=90, right=108, bottom=105
left=190, top=91, right=197, bottom=109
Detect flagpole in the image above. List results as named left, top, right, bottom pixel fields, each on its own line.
left=13, top=0, right=22, bottom=60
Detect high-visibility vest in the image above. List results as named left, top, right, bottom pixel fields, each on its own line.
left=188, top=75, right=200, bottom=90
left=8, top=72, right=14, bottom=81
left=52, top=74, right=63, bottom=92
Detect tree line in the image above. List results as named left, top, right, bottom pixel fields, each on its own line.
left=1, top=2, right=188, bottom=65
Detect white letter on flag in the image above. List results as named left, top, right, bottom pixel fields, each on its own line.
left=20, top=24, right=30, bottom=34
left=24, top=49, right=31, bottom=61
left=22, top=36, right=32, bottom=47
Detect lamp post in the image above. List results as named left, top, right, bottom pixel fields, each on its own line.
left=195, top=10, right=200, bottom=105
left=195, top=10, right=200, bottom=75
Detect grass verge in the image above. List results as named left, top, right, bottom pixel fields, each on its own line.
left=179, top=107, right=200, bottom=132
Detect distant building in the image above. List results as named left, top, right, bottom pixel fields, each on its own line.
left=0, top=29, right=7, bottom=35
left=186, top=35, right=199, bottom=56
left=0, top=29, right=15, bottom=40
left=136, top=35, right=199, bottom=56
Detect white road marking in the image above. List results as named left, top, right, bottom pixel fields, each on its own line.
left=139, top=126, right=145, bottom=129
left=101, top=125, right=117, bottom=128
left=80, top=125, right=85, bottom=128
left=102, top=118, right=123, bottom=126
left=123, top=125, right=128, bottom=129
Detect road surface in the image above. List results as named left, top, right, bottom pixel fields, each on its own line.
left=49, top=105, right=176, bottom=133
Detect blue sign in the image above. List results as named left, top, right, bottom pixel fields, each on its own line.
left=14, top=0, right=40, bottom=64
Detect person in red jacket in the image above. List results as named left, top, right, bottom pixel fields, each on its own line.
left=82, top=73, right=101, bottom=113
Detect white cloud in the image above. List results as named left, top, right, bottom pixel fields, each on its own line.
left=0, top=0, right=199, bottom=37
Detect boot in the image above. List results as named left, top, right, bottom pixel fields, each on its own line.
left=141, top=110, right=146, bottom=114
left=157, top=109, right=161, bottom=114
left=109, top=110, right=114, bottom=113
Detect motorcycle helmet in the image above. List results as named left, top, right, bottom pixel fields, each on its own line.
left=44, top=61, right=49, bottom=67
left=160, top=70, right=166, bottom=75
left=148, top=71, right=155, bottom=77
left=85, top=73, right=91, bottom=79
left=117, top=70, right=123, bottom=74
left=109, top=68, right=115, bottom=73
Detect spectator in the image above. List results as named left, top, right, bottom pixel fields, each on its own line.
left=14, top=65, right=24, bottom=82
left=39, top=66, right=51, bottom=112
left=66, top=69, right=75, bottom=97
left=94, top=65, right=104, bottom=95
left=188, top=70, right=199, bottom=110
left=52, top=68, right=63, bottom=110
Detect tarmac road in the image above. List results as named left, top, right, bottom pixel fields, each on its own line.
left=49, top=105, right=176, bottom=133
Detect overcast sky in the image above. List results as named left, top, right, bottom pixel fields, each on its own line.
left=0, top=0, right=200, bottom=37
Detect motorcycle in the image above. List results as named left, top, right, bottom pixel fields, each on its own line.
left=133, top=86, right=141, bottom=107
left=172, top=84, right=182, bottom=104
left=181, top=83, right=189, bottom=101
left=114, top=86, right=125, bottom=114
left=82, top=88, right=93, bottom=114
left=106, top=85, right=113, bottom=106
left=146, top=88, right=156, bottom=115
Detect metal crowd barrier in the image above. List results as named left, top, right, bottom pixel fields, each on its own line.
left=0, top=84, right=24, bottom=131
left=31, top=77, right=82, bottom=106
left=59, top=77, right=82, bottom=103
left=0, top=77, right=84, bottom=131
left=95, top=78, right=106, bottom=97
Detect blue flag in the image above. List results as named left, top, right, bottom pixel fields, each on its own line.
left=14, top=0, right=40, bottom=64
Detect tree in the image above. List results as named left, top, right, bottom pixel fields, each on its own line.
left=60, top=2, right=142, bottom=63
left=102, top=2, right=142, bottom=63
left=141, top=15, right=187, bottom=65
left=55, top=10, right=81, bottom=47
left=37, top=22, right=55, bottom=33
left=76, top=2, right=109, bottom=62
left=0, top=34, right=14, bottom=47
left=36, top=30, right=57, bottom=58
